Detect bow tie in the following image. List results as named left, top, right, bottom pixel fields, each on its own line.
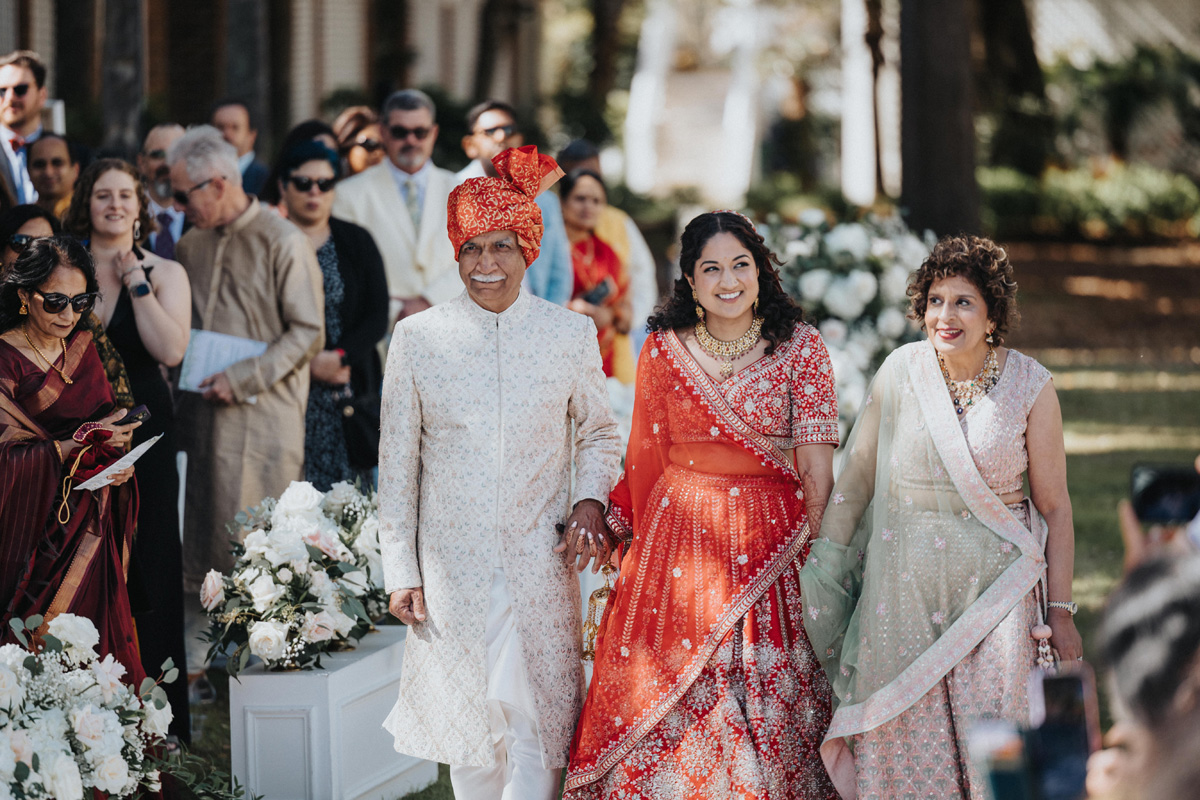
left=7, top=136, right=25, bottom=151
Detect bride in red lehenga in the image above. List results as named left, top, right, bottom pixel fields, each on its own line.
left=565, top=211, right=841, bottom=799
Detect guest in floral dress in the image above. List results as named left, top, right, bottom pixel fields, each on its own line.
left=565, top=210, right=842, bottom=799
left=275, top=142, right=388, bottom=489
left=800, top=235, right=1083, bottom=799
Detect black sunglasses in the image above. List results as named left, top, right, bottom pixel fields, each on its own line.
left=352, top=138, right=383, bottom=152
left=0, top=83, right=30, bottom=98
left=7, top=233, right=34, bottom=253
left=288, top=176, right=336, bottom=193
left=388, top=125, right=432, bottom=142
left=142, top=148, right=168, bottom=159
left=34, top=290, right=98, bottom=314
left=477, top=124, right=518, bottom=141
left=172, top=177, right=217, bottom=207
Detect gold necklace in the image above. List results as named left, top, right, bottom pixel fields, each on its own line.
left=22, top=326, right=73, bottom=385
left=938, top=347, right=998, bottom=416
left=695, top=315, right=764, bottom=378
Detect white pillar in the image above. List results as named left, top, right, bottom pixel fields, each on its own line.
left=623, top=0, right=676, bottom=194
left=840, top=0, right=876, bottom=206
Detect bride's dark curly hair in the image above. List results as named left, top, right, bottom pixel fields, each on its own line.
left=647, top=211, right=805, bottom=355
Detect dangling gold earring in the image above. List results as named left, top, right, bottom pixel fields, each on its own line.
left=691, top=287, right=705, bottom=321
left=133, top=219, right=142, bottom=240
left=986, top=329, right=995, bottom=345
left=753, top=297, right=760, bottom=315
left=19, top=299, right=28, bottom=315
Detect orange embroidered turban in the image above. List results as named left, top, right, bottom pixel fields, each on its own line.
left=446, top=144, right=565, bottom=266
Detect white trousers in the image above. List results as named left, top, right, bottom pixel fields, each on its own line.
left=449, top=570, right=561, bottom=800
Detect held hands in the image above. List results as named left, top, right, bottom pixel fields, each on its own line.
left=567, top=299, right=615, bottom=330
left=1048, top=608, right=1083, bottom=662
left=389, top=587, right=426, bottom=625
left=553, top=499, right=614, bottom=573
left=200, top=372, right=235, bottom=405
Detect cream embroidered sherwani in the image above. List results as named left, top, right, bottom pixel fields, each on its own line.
left=176, top=199, right=324, bottom=592
left=379, top=289, right=621, bottom=769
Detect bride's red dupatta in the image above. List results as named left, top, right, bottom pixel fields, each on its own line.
left=567, top=331, right=815, bottom=789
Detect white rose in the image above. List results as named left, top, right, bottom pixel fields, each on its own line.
left=0, top=666, right=22, bottom=712
left=877, top=307, right=908, bottom=339
left=825, top=223, right=871, bottom=261
left=91, top=753, right=130, bottom=794
left=0, top=644, right=26, bottom=671
left=880, top=264, right=911, bottom=305
left=277, top=568, right=293, bottom=583
left=323, top=481, right=359, bottom=512
left=89, top=654, right=126, bottom=704
left=300, top=611, right=337, bottom=643
left=797, top=268, right=833, bottom=303
left=69, top=705, right=107, bottom=747
left=247, top=574, right=286, bottom=614
left=896, top=232, right=930, bottom=270
left=247, top=620, right=289, bottom=662
left=354, top=516, right=380, bottom=555
left=242, top=529, right=271, bottom=561
left=799, top=208, right=827, bottom=228
left=235, top=566, right=260, bottom=587
left=329, top=609, right=357, bottom=638
left=785, top=237, right=815, bottom=260
left=9, top=730, right=31, bottom=765
left=265, top=529, right=310, bottom=567
left=44, top=753, right=83, bottom=800
left=337, top=570, right=370, bottom=598
left=848, top=327, right=882, bottom=361
left=272, top=482, right=325, bottom=523
left=822, top=277, right=869, bottom=321
left=870, top=237, right=896, bottom=259
left=46, top=614, right=99, bottom=664
left=818, top=318, right=849, bottom=347
left=199, top=570, right=226, bottom=611
left=847, top=269, right=878, bottom=304
left=142, top=701, right=173, bottom=738
left=309, top=571, right=335, bottom=602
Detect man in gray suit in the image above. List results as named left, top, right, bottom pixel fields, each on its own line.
left=0, top=50, right=49, bottom=207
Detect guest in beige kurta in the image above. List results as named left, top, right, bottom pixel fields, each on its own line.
left=380, top=146, right=621, bottom=800
left=168, top=127, right=325, bottom=593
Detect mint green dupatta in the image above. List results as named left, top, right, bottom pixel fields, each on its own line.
left=799, top=342, right=1047, bottom=794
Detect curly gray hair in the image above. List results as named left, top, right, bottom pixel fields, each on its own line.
left=167, top=124, right=241, bottom=184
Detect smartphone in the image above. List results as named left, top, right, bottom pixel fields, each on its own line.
left=115, top=404, right=151, bottom=426
left=581, top=277, right=615, bottom=306
left=1025, top=664, right=1100, bottom=800
left=1131, top=464, right=1200, bottom=524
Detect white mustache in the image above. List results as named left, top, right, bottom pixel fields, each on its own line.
left=471, top=274, right=504, bottom=283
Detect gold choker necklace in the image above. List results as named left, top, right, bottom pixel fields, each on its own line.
left=695, top=316, right=764, bottom=379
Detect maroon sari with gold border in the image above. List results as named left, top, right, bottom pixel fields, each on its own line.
left=0, top=328, right=143, bottom=682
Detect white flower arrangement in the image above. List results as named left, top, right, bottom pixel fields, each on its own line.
left=0, top=613, right=170, bottom=800
left=763, top=212, right=934, bottom=437
left=203, top=480, right=389, bottom=675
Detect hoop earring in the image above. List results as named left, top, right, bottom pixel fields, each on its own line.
left=691, top=287, right=705, bottom=321
left=132, top=219, right=142, bottom=241
left=19, top=300, right=28, bottom=315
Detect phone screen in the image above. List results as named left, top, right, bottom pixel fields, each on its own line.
left=1026, top=669, right=1098, bottom=800
left=1132, top=464, right=1200, bottom=524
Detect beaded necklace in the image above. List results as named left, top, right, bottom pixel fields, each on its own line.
left=22, top=326, right=73, bottom=385
left=694, top=315, right=764, bottom=379
left=938, top=346, right=999, bottom=416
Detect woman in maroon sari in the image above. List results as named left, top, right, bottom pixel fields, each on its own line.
left=0, top=236, right=144, bottom=681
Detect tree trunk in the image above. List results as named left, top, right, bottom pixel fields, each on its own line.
left=587, top=0, right=627, bottom=106
left=100, top=0, right=144, bottom=158
left=900, top=0, right=980, bottom=235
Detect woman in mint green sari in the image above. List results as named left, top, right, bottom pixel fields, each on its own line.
left=800, top=235, right=1081, bottom=799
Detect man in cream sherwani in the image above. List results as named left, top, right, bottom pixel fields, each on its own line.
left=378, top=145, right=622, bottom=800
left=332, top=89, right=460, bottom=328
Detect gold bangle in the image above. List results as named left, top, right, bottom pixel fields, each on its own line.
left=53, top=440, right=64, bottom=462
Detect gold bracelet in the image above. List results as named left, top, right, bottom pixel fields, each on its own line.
left=53, top=440, right=64, bottom=462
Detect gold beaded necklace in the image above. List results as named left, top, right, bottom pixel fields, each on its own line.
left=938, top=346, right=998, bottom=416
left=694, top=315, right=764, bottom=379
left=22, top=325, right=73, bottom=385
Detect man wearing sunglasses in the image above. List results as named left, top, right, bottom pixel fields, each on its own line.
left=333, top=89, right=460, bottom=332
left=456, top=100, right=573, bottom=308
left=137, top=124, right=188, bottom=259
left=0, top=50, right=49, bottom=207
left=166, top=125, right=325, bottom=601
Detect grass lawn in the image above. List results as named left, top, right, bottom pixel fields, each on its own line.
left=186, top=367, right=1198, bottom=799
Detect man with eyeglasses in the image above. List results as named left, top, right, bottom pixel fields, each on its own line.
left=29, top=133, right=80, bottom=219
left=333, top=89, right=460, bottom=333
left=0, top=50, right=50, bottom=207
left=137, top=123, right=188, bottom=259
left=166, top=125, right=325, bottom=606
left=456, top=100, right=573, bottom=308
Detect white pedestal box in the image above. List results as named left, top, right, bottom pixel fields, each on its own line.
left=229, top=626, right=439, bottom=799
